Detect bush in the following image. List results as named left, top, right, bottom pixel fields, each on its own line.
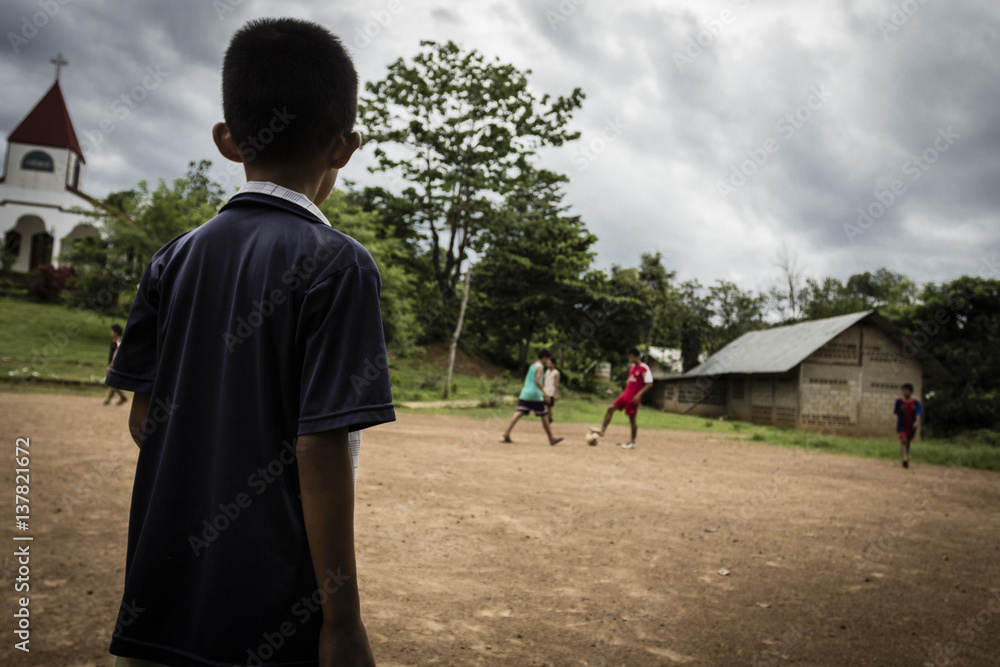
left=478, top=377, right=506, bottom=408
left=63, top=269, right=130, bottom=317
left=28, top=265, right=75, bottom=303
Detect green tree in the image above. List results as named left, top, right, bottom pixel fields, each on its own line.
left=61, top=160, right=224, bottom=314
left=677, top=280, right=713, bottom=371
left=360, top=40, right=585, bottom=314
left=801, top=276, right=865, bottom=320
left=895, top=276, right=1000, bottom=435
left=708, top=280, right=767, bottom=351
left=802, top=269, right=918, bottom=320
left=468, top=169, right=595, bottom=371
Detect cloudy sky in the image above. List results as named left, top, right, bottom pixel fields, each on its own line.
left=2, top=0, right=998, bottom=293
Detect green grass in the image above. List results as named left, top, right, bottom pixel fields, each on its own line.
left=409, top=396, right=1000, bottom=472
left=387, top=349, right=521, bottom=403
left=0, top=297, right=119, bottom=384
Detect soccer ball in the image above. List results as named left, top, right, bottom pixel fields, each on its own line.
left=586, top=431, right=599, bottom=446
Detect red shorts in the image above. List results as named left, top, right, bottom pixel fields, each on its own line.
left=899, top=430, right=915, bottom=442
left=613, top=394, right=639, bottom=418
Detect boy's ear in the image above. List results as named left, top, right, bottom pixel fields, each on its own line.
left=328, top=131, right=362, bottom=170
left=212, top=123, right=244, bottom=164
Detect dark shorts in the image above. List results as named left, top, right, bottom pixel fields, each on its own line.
left=613, top=394, right=639, bottom=418
left=517, top=399, right=549, bottom=417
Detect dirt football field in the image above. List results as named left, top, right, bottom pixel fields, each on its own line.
left=2, top=392, right=999, bottom=666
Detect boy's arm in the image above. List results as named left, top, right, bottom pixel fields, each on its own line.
left=534, top=365, right=547, bottom=398
left=296, top=428, right=374, bottom=666
left=633, top=381, right=653, bottom=403
left=552, top=371, right=560, bottom=398
left=127, top=392, right=152, bottom=447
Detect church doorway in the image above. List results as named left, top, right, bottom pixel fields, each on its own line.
left=30, top=231, right=54, bottom=270
left=7, top=215, right=49, bottom=271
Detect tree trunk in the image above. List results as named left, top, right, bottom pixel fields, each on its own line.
left=443, top=267, right=473, bottom=399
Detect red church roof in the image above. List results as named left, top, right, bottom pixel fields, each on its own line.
left=8, top=81, right=85, bottom=163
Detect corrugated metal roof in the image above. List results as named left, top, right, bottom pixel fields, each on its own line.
left=681, top=310, right=952, bottom=380
left=684, top=310, right=874, bottom=377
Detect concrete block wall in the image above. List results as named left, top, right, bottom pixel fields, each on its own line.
left=858, top=324, right=923, bottom=436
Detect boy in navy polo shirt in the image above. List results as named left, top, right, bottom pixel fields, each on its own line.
left=894, top=382, right=922, bottom=469
left=106, top=19, right=394, bottom=667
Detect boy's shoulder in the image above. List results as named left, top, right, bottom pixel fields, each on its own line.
left=152, top=192, right=378, bottom=279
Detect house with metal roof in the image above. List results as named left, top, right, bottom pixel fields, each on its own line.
left=646, top=310, right=951, bottom=436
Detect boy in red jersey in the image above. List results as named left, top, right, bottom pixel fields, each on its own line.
left=894, top=383, right=922, bottom=468
left=591, top=348, right=653, bottom=449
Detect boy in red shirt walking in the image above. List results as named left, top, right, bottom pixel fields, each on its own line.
left=591, top=348, right=653, bottom=449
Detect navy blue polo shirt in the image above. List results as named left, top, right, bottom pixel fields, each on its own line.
left=106, top=190, right=395, bottom=666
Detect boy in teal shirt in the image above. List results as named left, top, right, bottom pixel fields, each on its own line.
left=501, top=348, right=564, bottom=445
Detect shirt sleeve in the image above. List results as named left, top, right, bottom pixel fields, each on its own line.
left=642, top=364, right=653, bottom=384
left=297, top=264, right=396, bottom=435
left=915, top=401, right=923, bottom=416
left=893, top=399, right=901, bottom=415
left=107, top=263, right=159, bottom=394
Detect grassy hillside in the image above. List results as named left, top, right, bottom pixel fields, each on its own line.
left=0, top=298, right=120, bottom=384
left=0, top=298, right=521, bottom=397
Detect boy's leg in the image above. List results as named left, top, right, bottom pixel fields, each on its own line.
left=900, top=434, right=910, bottom=467
left=503, top=411, right=524, bottom=441
left=600, top=406, right=615, bottom=432
left=629, top=414, right=638, bottom=443
left=541, top=412, right=564, bottom=445
left=104, top=387, right=114, bottom=405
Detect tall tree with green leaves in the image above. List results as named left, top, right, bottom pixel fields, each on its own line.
left=894, top=276, right=1000, bottom=436
left=708, top=280, right=766, bottom=352
left=360, top=40, right=585, bottom=311
left=468, top=169, right=595, bottom=371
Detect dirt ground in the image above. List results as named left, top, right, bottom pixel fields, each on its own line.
left=1, top=392, right=999, bottom=667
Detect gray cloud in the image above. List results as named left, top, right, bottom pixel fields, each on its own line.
left=3, top=0, right=997, bottom=290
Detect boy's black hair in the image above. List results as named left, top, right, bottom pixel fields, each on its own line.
left=222, top=18, right=358, bottom=166
left=537, top=348, right=552, bottom=359
left=627, top=347, right=641, bottom=358
left=111, top=324, right=123, bottom=336
left=901, top=383, right=914, bottom=391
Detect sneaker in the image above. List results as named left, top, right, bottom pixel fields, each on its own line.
left=501, top=436, right=513, bottom=443
left=102, top=399, right=110, bottom=406
left=589, top=426, right=605, bottom=437
left=620, top=441, right=636, bottom=449
left=550, top=436, right=565, bottom=446
left=117, top=396, right=128, bottom=405
left=903, top=460, right=909, bottom=469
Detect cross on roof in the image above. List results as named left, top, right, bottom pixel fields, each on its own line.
left=50, top=53, right=67, bottom=81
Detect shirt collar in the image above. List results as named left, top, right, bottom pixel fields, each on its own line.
left=234, top=181, right=331, bottom=226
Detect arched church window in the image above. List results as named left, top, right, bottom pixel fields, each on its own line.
left=22, top=151, right=54, bottom=172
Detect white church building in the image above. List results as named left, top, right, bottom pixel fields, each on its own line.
left=1, top=78, right=99, bottom=272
